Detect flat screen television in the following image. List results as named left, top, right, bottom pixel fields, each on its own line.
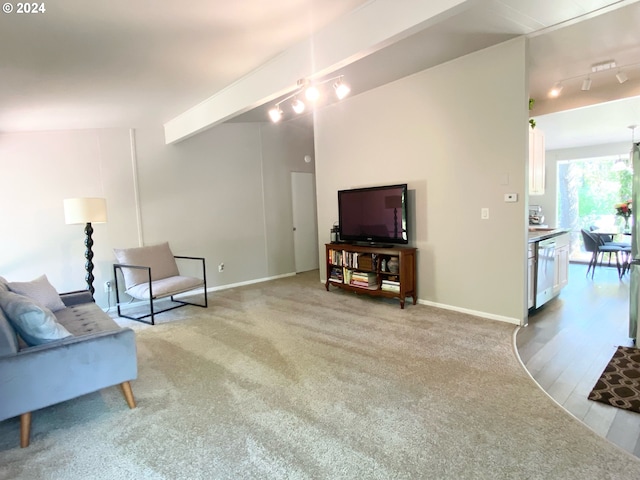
left=338, top=183, right=409, bottom=245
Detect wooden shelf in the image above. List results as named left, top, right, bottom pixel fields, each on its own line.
left=325, top=243, right=417, bottom=309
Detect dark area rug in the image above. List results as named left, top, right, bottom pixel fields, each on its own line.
left=589, top=346, right=640, bottom=413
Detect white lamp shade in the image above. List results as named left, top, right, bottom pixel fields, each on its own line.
left=64, top=197, right=107, bottom=224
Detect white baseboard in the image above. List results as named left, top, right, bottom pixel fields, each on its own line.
left=417, top=299, right=521, bottom=325
left=105, top=272, right=298, bottom=313
left=205, top=272, right=296, bottom=292
left=321, top=276, right=521, bottom=325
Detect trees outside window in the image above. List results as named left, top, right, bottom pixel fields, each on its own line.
left=557, top=157, right=632, bottom=261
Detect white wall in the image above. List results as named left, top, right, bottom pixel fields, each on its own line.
left=260, top=120, right=316, bottom=276
left=0, top=122, right=314, bottom=309
left=314, top=38, right=529, bottom=324
left=133, top=122, right=315, bottom=285
left=0, top=129, right=138, bottom=307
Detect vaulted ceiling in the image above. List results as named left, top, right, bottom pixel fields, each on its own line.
left=1, top=0, right=639, bottom=149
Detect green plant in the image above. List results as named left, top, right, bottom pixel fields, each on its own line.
left=528, top=98, right=536, bottom=129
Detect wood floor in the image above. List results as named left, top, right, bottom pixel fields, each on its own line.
left=516, top=261, right=640, bottom=457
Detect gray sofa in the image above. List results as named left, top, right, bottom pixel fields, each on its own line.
left=0, top=276, right=137, bottom=447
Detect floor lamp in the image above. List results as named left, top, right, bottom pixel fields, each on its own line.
left=384, top=195, right=402, bottom=239
left=64, top=198, right=107, bottom=297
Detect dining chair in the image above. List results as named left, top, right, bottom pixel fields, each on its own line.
left=620, top=244, right=633, bottom=277
left=588, top=225, right=630, bottom=248
left=581, top=228, right=622, bottom=278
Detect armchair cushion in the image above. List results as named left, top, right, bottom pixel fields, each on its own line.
left=7, top=274, right=66, bottom=312
left=0, top=291, right=71, bottom=346
left=125, top=275, right=204, bottom=300
left=113, top=242, right=179, bottom=287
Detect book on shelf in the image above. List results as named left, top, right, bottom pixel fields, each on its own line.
left=328, top=249, right=344, bottom=266
left=350, top=271, right=377, bottom=288
left=351, top=283, right=380, bottom=290
left=381, top=283, right=400, bottom=292
left=329, top=266, right=343, bottom=283
left=381, top=278, right=400, bottom=292
left=331, top=251, right=378, bottom=271
left=343, top=268, right=352, bottom=285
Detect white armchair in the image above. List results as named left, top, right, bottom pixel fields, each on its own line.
left=113, top=242, right=207, bottom=325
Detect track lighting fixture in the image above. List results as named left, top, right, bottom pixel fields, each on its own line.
left=548, top=59, right=638, bottom=97
left=267, top=75, right=350, bottom=123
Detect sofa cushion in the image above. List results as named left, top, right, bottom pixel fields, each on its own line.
left=113, top=242, right=180, bottom=288
left=0, top=276, right=8, bottom=292
left=0, top=291, right=72, bottom=346
left=54, top=303, right=121, bottom=336
left=8, top=274, right=66, bottom=312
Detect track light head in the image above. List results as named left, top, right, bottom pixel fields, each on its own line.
left=616, top=71, right=628, bottom=84
left=268, top=106, right=283, bottom=123
left=305, top=85, right=320, bottom=102
left=581, top=77, right=592, bottom=91
left=291, top=98, right=305, bottom=114
left=549, top=83, right=563, bottom=97
left=333, top=78, right=350, bottom=100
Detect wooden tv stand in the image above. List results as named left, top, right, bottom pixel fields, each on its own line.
left=325, top=243, right=417, bottom=308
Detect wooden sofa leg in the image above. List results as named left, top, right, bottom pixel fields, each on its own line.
left=20, top=412, right=31, bottom=448
left=120, top=381, right=136, bottom=409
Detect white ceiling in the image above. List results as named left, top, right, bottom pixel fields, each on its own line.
left=1, top=0, right=640, bottom=150
left=0, top=0, right=369, bottom=131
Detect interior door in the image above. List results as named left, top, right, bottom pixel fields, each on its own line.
left=291, top=172, right=319, bottom=273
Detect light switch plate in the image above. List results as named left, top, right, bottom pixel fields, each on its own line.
left=481, top=208, right=489, bottom=219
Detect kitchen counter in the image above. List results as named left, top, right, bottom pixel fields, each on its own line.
left=528, top=227, right=570, bottom=243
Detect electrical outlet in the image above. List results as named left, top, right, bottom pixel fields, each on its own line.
left=104, top=281, right=112, bottom=293
left=218, top=262, right=224, bottom=272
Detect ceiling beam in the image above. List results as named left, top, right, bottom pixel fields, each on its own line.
left=163, top=0, right=474, bottom=144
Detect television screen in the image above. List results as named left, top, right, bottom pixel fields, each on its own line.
left=338, top=184, right=408, bottom=245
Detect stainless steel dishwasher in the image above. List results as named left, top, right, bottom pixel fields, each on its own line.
left=536, top=238, right=556, bottom=308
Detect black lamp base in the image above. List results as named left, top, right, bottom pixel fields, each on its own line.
left=84, top=222, right=95, bottom=297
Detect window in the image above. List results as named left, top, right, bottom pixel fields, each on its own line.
left=557, top=156, right=631, bottom=261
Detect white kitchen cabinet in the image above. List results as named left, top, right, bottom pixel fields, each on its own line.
left=528, top=244, right=535, bottom=309
left=529, top=127, right=545, bottom=195
left=553, top=233, right=570, bottom=294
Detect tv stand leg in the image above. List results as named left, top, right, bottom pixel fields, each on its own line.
left=400, top=298, right=405, bottom=309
